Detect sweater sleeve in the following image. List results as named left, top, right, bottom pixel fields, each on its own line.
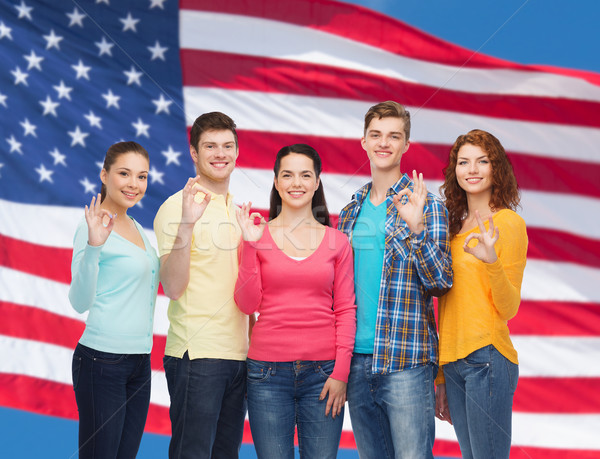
left=68, top=221, right=103, bottom=314
left=330, top=232, right=357, bottom=383
left=234, top=239, right=263, bottom=315
left=485, top=214, right=528, bottom=321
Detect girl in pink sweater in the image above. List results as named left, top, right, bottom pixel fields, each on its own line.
left=234, top=144, right=356, bottom=459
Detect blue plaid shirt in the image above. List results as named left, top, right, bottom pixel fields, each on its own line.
left=338, top=174, right=453, bottom=374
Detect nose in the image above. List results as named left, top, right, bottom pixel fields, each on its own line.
left=468, top=161, right=478, bottom=174
left=128, top=175, right=138, bottom=188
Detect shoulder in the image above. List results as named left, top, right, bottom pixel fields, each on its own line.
left=154, top=190, right=183, bottom=221
left=326, top=226, right=352, bottom=251
left=495, top=209, right=526, bottom=231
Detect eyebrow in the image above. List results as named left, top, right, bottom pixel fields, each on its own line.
left=116, top=167, right=149, bottom=173
left=280, top=169, right=314, bottom=174
left=457, top=155, right=488, bottom=161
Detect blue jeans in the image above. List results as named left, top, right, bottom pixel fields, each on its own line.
left=163, top=353, right=247, bottom=459
left=246, top=359, right=344, bottom=459
left=347, top=354, right=436, bottom=459
left=443, top=345, right=519, bottom=459
left=72, top=343, right=151, bottom=459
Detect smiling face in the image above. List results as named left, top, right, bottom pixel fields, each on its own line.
left=100, top=152, right=149, bottom=211
left=455, top=143, right=493, bottom=199
left=274, top=153, right=320, bottom=211
left=361, top=116, right=410, bottom=172
left=191, top=129, right=238, bottom=185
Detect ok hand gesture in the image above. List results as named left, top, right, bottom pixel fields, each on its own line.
left=85, top=193, right=114, bottom=247
left=392, top=170, right=426, bottom=235
left=181, top=176, right=211, bottom=225
left=236, top=202, right=266, bottom=242
left=463, top=210, right=499, bottom=264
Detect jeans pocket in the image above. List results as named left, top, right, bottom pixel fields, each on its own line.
left=505, top=359, right=519, bottom=393
left=246, top=359, right=272, bottom=384
left=94, top=351, right=127, bottom=365
left=463, top=346, right=492, bottom=368
left=72, top=355, right=82, bottom=390
left=316, top=360, right=336, bottom=379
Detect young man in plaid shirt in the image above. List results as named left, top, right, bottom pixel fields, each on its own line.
left=338, top=101, right=453, bottom=459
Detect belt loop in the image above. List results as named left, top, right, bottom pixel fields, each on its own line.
left=270, top=362, right=276, bottom=376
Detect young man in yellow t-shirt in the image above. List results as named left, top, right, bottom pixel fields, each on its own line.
left=154, top=112, right=251, bottom=458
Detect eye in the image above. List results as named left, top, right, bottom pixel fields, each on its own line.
left=139, top=175, right=147, bottom=180
left=120, top=171, right=128, bottom=176
left=392, top=135, right=400, bottom=140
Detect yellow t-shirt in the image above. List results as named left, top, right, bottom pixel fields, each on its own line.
left=154, top=188, right=249, bottom=360
left=437, top=209, right=527, bottom=384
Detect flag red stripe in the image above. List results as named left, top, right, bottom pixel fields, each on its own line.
left=0, top=374, right=171, bottom=434
left=234, top=131, right=600, bottom=199
left=515, top=377, right=600, bottom=414
left=511, top=300, right=600, bottom=336
left=0, top=301, right=167, bottom=371
left=433, top=440, right=600, bottom=459
left=180, top=0, right=600, bottom=85
left=0, top=233, right=72, bottom=284
left=182, top=49, right=600, bottom=129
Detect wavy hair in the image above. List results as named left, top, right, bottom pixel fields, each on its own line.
left=269, top=144, right=330, bottom=226
left=440, top=129, right=520, bottom=237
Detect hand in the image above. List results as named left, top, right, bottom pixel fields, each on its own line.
left=235, top=202, right=266, bottom=242
left=463, top=210, right=499, bottom=263
left=435, top=384, right=452, bottom=424
left=320, top=377, right=346, bottom=419
left=392, top=170, right=426, bottom=235
left=84, top=193, right=115, bottom=247
left=181, top=176, right=211, bottom=225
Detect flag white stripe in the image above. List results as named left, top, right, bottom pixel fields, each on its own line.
left=435, top=414, right=600, bottom=450
left=1, top=266, right=598, bottom=375
left=183, top=87, right=600, bottom=163
left=179, top=10, right=600, bottom=102
left=0, top=335, right=170, bottom=407
left=0, top=266, right=171, bottom=336
left=2, top=176, right=600, bottom=243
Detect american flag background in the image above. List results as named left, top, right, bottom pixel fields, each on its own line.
left=1, top=0, right=599, bottom=457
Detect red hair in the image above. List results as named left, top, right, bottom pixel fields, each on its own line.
left=440, top=129, right=520, bottom=238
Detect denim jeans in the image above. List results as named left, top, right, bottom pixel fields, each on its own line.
left=246, top=359, right=344, bottom=459
left=72, top=343, right=151, bottom=459
left=347, top=354, right=436, bottom=459
left=443, top=345, right=519, bottom=459
left=163, top=353, right=247, bottom=459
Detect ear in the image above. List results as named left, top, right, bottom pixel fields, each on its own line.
left=190, top=145, right=198, bottom=162
left=403, top=140, right=410, bottom=154
left=273, top=176, right=279, bottom=192
left=315, top=176, right=320, bottom=190
left=100, top=168, right=107, bottom=184
left=361, top=136, right=367, bottom=152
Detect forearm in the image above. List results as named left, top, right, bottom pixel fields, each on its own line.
left=69, top=244, right=102, bottom=313
left=486, top=258, right=524, bottom=320
left=159, top=223, right=194, bottom=300
left=234, top=240, right=262, bottom=314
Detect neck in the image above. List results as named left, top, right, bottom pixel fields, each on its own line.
left=196, top=174, right=230, bottom=197
left=272, top=205, right=318, bottom=228
left=370, top=166, right=402, bottom=203
left=466, top=192, right=493, bottom=219
left=100, top=200, right=128, bottom=221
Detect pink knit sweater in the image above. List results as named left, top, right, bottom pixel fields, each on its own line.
left=234, top=225, right=357, bottom=382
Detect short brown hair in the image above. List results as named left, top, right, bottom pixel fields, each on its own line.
left=190, top=112, right=238, bottom=151
left=364, top=101, right=411, bottom=139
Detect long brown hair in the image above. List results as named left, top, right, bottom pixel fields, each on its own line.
left=269, top=144, right=330, bottom=226
left=440, top=129, right=520, bottom=237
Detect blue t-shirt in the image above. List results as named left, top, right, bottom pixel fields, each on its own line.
left=352, top=191, right=386, bottom=353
